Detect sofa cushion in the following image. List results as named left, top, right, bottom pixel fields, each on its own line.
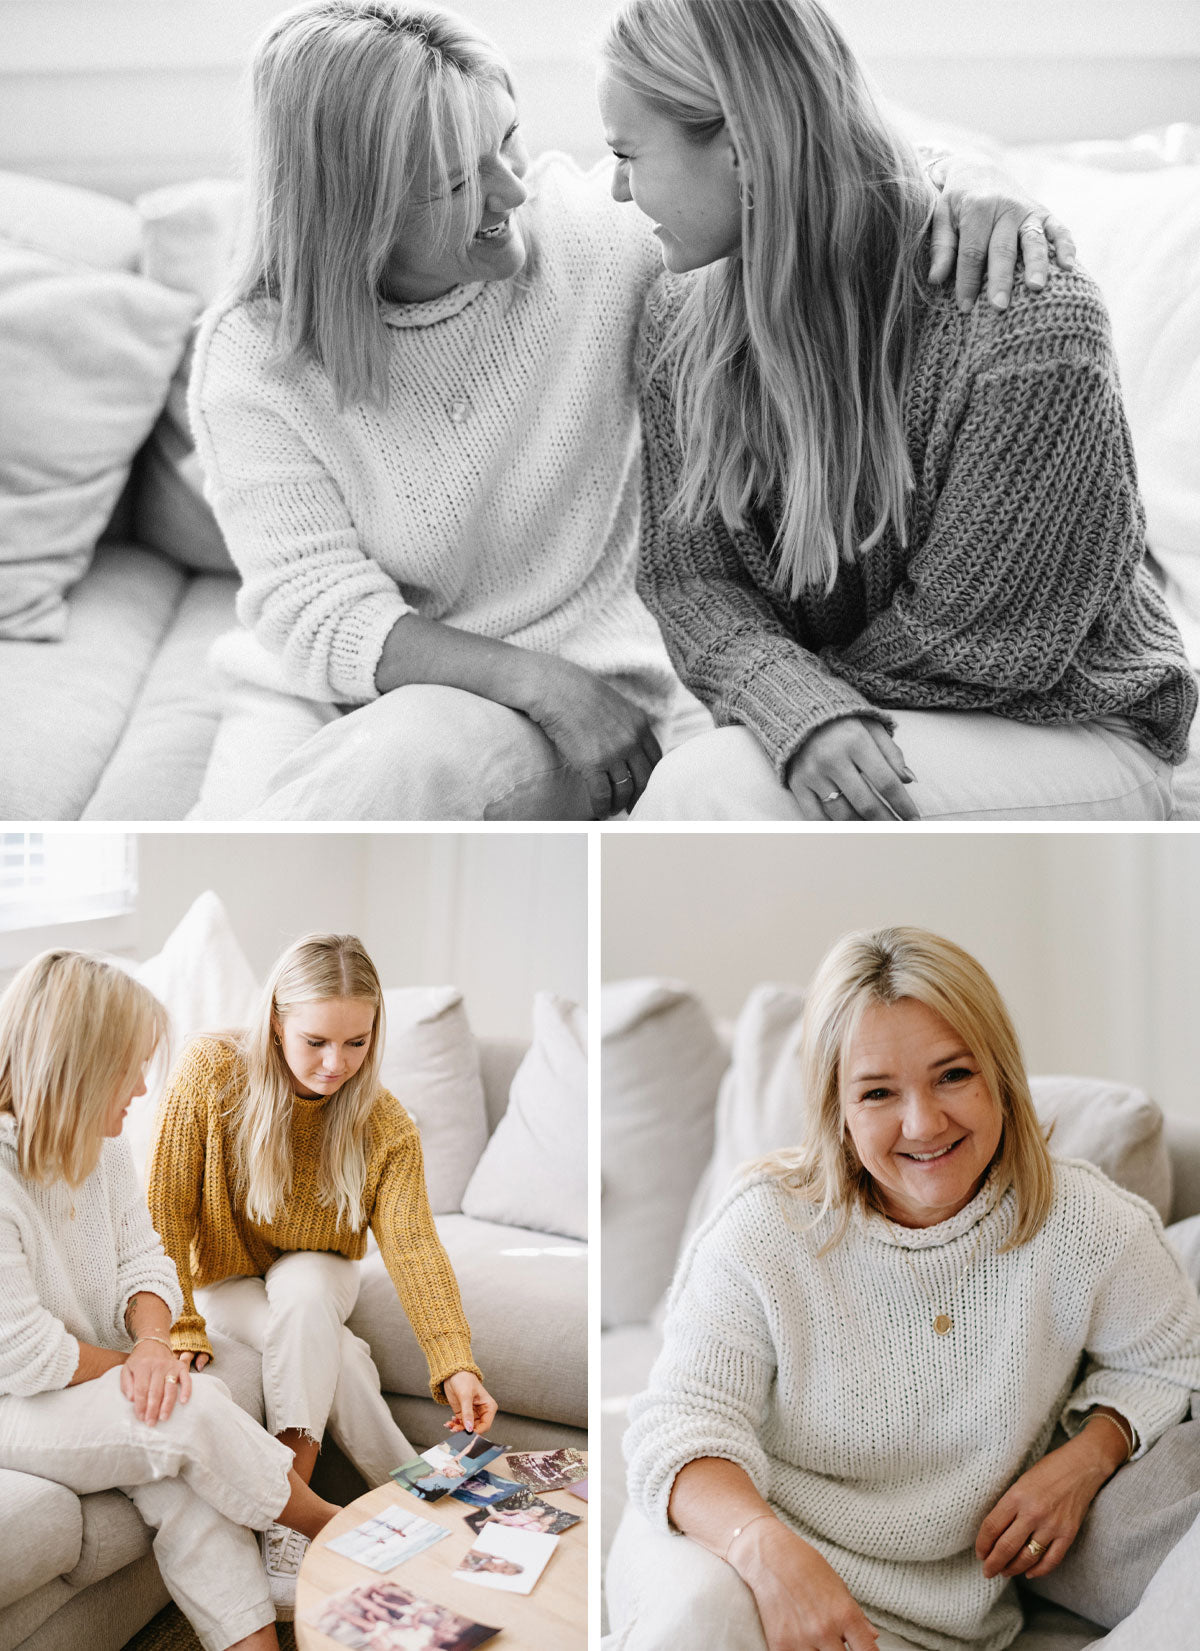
left=0, top=169, right=141, bottom=273
left=600, top=979, right=725, bottom=1329
left=0, top=543, right=187, bottom=819
left=0, top=1470, right=81, bottom=1610
left=61, top=1489, right=150, bottom=1592
left=378, top=987, right=489, bottom=1215
left=352, top=1213, right=585, bottom=1430
left=1032, top=1075, right=1172, bottom=1221
left=0, top=245, right=196, bottom=640
left=462, top=993, right=587, bottom=1241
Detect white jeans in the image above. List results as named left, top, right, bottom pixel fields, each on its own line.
left=605, top=1504, right=1200, bottom=1651
left=199, top=1251, right=413, bottom=1488
left=631, top=711, right=1176, bottom=821
left=189, top=678, right=712, bottom=822
left=0, top=1366, right=292, bottom=1651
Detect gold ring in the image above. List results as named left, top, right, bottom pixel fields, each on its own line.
left=822, top=789, right=843, bottom=804
left=165, top=1374, right=180, bottom=1386
left=1025, top=1538, right=1046, bottom=1558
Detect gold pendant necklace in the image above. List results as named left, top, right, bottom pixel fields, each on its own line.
left=885, top=1218, right=985, bottom=1337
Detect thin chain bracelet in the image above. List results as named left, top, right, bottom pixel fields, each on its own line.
left=723, top=1511, right=776, bottom=1562
left=1085, top=1410, right=1135, bottom=1462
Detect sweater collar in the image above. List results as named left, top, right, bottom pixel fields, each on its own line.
left=379, top=281, right=487, bottom=330
left=853, top=1164, right=1010, bottom=1251
left=0, top=1113, right=16, bottom=1148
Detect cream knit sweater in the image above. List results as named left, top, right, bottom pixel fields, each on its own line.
left=625, top=1160, right=1200, bottom=1651
left=189, top=155, right=682, bottom=725
left=0, top=1114, right=183, bottom=1398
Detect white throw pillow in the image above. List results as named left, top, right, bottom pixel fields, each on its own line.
left=600, top=979, right=726, bottom=1329
left=122, top=889, right=259, bottom=1182
left=1032, top=1074, right=1172, bottom=1221
left=377, top=986, right=488, bottom=1215
left=461, top=993, right=586, bottom=1241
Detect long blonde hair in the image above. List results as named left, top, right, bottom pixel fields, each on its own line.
left=754, top=927, right=1054, bottom=1253
left=0, top=951, right=167, bottom=1187
left=225, top=933, right=385, bottom=1229
left=603, top=0, right=934, bottom=596
left=239, top=0, right=516, bottom=409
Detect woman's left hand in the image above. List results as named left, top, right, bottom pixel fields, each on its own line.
left=929, top=152, right=1077, bottom=314
left=975, top=1428, right=1119, bottom=1581
left=443, top=1371, right=498, bottom=1436
left=120, top=1341, right=192, bottom=1427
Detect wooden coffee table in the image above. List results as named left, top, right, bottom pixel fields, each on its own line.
left=295, top=1454, right=587, bottom=1651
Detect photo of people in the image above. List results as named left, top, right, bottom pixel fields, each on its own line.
left=453, top=1524, right=559, bottom=1596
left=306, top=1579, right=499, bottom=1650
left=392, top=1437, right=505, bottom=1503
left=450, top=1470, right=525, bottom=1509
left=504, top=1449, right=589, bottom=1492
left=465, top=1487, right=582, bottom=1537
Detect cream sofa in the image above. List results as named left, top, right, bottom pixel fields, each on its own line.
left=600, top=979, right=1200, bottom=1650
left=2, top=120, right=1200, bottom=820
left=0, top=898, right=586, bottom=1651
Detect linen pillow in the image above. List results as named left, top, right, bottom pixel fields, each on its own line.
left=461, top=993, right=586, bottom=1240
left=122, top=888, right=260, bottom=1182
left=1031, top=1075, right=1172, bottom=1221
left=601, top=979, right=726, bottom=1328
left=0, top=168, right=142, bottom=272
left=0, top=244, right=197, bottom=639
left=377, top=985, right=489, bottom=1215
left=133, top=178, right=246, bottom=574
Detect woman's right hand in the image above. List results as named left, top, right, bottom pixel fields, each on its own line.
left=519, top=656, right=662, bottom=818
left=732, top=1518, right=879, bottom=1651
left=785, top=716, right=918, bottom=821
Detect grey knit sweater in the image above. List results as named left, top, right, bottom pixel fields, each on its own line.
left=635, top=267, right=1197, bottom=775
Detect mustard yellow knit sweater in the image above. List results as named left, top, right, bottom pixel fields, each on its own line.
left=146, top=1036, right=481, bottom=1402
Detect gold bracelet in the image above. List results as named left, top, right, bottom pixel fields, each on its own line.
left=133, top=1334, right=174, bottom=1354
left=723, top=1511, right=775, bottom=1562
left=1084, top=1410, right=1135, bottom=1463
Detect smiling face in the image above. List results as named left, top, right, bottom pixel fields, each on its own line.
left=840, top=997, right=1003, bottom=1228
left=275, top=997, right=376, bottom=1100
left=597, top=69, right=742, bottom=274
left=380, top=83, right=529, bottom=303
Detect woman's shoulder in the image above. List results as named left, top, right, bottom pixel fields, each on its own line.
left=1047, top=1155, right=1166, bottom=1238
left=634, top=271, right=694, bottom=389
left=191, top=292, right=282, bottom=399
left=685, top=1170, right=823, bottom=1268
left=367, top=1087, right=419, bottom=1146
left=168, top=1035, right=244, bottom=1101
left=937, top=263, right=1116, bottom=379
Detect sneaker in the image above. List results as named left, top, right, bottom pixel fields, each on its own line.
left=260, top=1522, right=310, bottom=1621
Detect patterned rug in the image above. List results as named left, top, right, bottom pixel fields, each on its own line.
left=124, top=1606, right=296, bottom=1650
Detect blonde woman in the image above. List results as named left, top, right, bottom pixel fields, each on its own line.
left=600, top=0, right=1198, bottom=822
left=189, top=0, right=1069, bottom=821
left=0, top=951, right=339, bottom=1651
left=606, top=927, right=1200, bottom=1651
left=147, top=932, right=496, bottom=1616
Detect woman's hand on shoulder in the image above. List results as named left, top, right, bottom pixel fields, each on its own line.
left=518, top=656, right=662, bottom=818
left=443, top=1370, right=498, bottom=1437
left=730, top=1519, right=879, bottom=1651
left=928, top=151, right=1077, bottom=314
left=785, top=717, right=918, bottom=821
left=975, top=1422, right=1127, bottom=1581
left=120, top=1341, right=192, bottom=1427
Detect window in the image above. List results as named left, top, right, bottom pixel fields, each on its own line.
left=0, top=834, right=137, bottom=965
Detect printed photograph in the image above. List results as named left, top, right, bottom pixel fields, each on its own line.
left=305, top=1579, right=498, bottom=1650
left=325, top=1505, right=449, bottom=1573
left=450, top=1471, right=525, bottom=1509
left=464, top=1487, right=582, bottom=1537
left=505, top=1448, right=589, bottom=1492
left=453, top=1524, right=559, bottom=1596
left=392, top=1436, right=507, bottom=1503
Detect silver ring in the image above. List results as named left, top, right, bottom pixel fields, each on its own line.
left=1021, top=219, right=1047, bottom=238
left=613, top=774, right=635, bottom=792
left=821, top=789, right=843, bottom=804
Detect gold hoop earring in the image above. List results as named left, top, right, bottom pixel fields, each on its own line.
left=738, top=180, right=754, bottom=211
left=273, top=1034, right=281, bottom=1046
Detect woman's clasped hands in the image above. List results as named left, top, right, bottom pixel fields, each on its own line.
left=121, top=1337, right=192, bottom=1427
left=786, top=716, right=919, bottom=822
left=730, top=1517, right=880, bottom=1651
left=521, top=655, right=662, bottom=819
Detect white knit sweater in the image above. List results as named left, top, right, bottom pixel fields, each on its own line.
left=0, top=1115, right=183, bottom=1398
left=625, top=1160, right=1200, bottom=1651
left=189, top=154, right=682, bottom=724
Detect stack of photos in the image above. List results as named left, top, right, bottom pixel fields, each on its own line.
left=463, top=1486, right=582, bottom=1537
left=453, top=1523, right=559, bottom=1596
left=504, top=1449, right=588, bottom=1492
left=390, top=1435, right=505, bottom=1502
left=305, top=1579, right=498, bottom=1650
left=325, top=1505, right=449, bottom=1573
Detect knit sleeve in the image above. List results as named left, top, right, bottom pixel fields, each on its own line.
left=188, top=306, right=412, bottom=706
left=0, top=1209, right=79, bottom=1396
left=146, top=1041, right=217, bottom=1361
left=108, top=1138, right=183, bottom=1343
left=635, top=283, right=889, bottom=777
left=1060, top=1186, right=1200, bottom=1456
left=824, top=296, right=1195, bottom=761
left=368, top=1101, right=480, bottom=1403
left=624, top=1196, right=777, bottom=1530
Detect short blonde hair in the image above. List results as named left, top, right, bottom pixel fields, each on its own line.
left=222, top=932, right=386, bottom=1229
left=240, top=0, right=516, bottom=408
left=0, top=951, right=167, bottom=1187
left=756, top=927, right=1054, bottom=1252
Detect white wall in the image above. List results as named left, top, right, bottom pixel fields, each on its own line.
left=3, top=0, right=1197, bottom=199
left=601, top=833, right=1200, bottom=1124
left=127, top=830, right=584, bottom=1040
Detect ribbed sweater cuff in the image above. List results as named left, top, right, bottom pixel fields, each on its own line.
left=327, top=592, right=414, bottom=704
left=424, top=1334, right=482, bottom=1405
